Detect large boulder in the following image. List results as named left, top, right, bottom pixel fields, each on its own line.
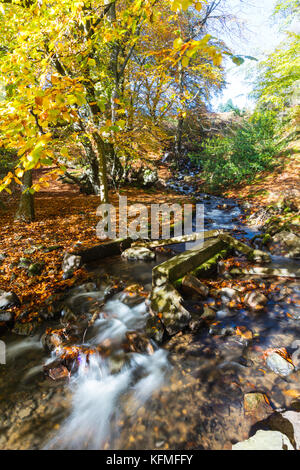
left=149, top=282, right=192, bottom=337
left=232, top=430, right=294, bottom=450
left=266, top=411, right=300, bottom=449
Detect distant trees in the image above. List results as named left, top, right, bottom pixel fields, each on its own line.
left=254, top=1, right=300, bottom=113
left=0, top=0, right=241, bottom=221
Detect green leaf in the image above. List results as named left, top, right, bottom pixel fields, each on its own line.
left=232, top=56, right=245, bottom=66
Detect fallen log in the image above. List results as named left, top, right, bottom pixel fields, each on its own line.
left=76, top=237, right=133, bottom=264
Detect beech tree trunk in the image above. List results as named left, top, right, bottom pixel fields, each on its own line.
left=15, top=170, right=35, bottom=222
left=92, top=132, right=109, bottom=203
left=175, top=65, right=185, bottom=162
left=81, top=136, right=101, bottom=194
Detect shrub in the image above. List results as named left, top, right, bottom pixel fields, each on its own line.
left=189, top=110, right=284, bottom=191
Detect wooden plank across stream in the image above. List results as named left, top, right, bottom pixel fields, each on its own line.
left=132, top=229, right=223, bottom=249
left=76, top=237, right=133, bottom=264
left=152, top=237, right=227, bottom=285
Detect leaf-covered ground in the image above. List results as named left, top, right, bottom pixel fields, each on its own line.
left=0, top=166, right=188, bottom=327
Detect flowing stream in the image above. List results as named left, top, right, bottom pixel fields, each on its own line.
left=0, top=179, right=299, bottom=450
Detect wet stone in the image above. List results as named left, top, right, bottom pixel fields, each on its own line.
left=244, top=291, right=268, bottom=310
left=48, top=366, right=70, bottom=381
left=0, top=291, right=20, bottom=310
left=201, top=305, right=217, bottom=321
left=122, top=246, right=156, bottom=261
left=209, top=324, right=235, bottom=337
left=62, top=252, right=82, bottom=277
left=181, top=274, right=209, bottom=298
left=12, top=321, right=37, bottom=336
left=0, top=311, right=13, bottom=322
left=266, top=352, right=295, bottom=377
left=265, top=411, right=300, bottom=449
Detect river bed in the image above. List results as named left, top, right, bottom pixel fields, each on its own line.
left=0, top=191, right=299, bottom=450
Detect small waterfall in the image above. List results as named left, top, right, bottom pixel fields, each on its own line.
left=45, top=296, right=169, bottom=450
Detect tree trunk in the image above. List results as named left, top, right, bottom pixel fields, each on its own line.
left=15, top=170, right=35, bottom=222
left=175, top=64, right=185, bottom=162
left=175, top=114, right=184, bottom=161
left=82, top=136, right=101, bottom=194
left=92, top=132, right=109, bottom=203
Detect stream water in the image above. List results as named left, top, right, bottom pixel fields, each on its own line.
left=0, top=181, right=299, bottom=450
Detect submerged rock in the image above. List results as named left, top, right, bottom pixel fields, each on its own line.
left=232, top=430, right=294, bottom=450
left=209, top=324, right=235, bottom=337
left=244, top=392, right=272, bottom=422
left=244, top=291, right=267, bottom=310
left=107, top=353, right=128, bottom=375
left=48, top=365, right=70, bottom=381
left=123, top=331, right=154, bottom=355
left=181, top=274, right=209, bottom=297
